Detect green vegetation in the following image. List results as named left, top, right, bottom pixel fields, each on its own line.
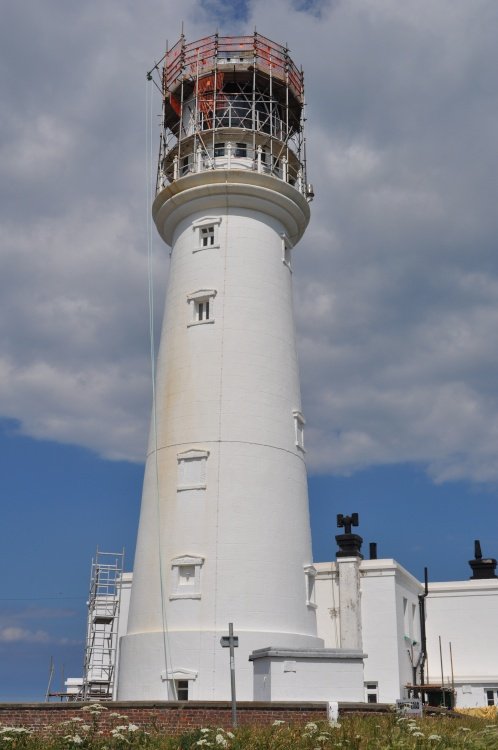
left=1, top=704, right=497, bottom=750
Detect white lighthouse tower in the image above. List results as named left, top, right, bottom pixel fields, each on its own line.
left=117, top=32, right=325, bottom=702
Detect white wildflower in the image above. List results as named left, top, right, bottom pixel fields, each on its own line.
left=272, top=720, right=285, bottom=727
left=215, top=733, right=228, bottom=747
left=225, top=731, right=234, bottom=739
left=81, top=725, right=91, bottom=732
left=200, top=728, right=211, bottom=734
left=305, top=722, right=318, bottom=732
left=412, top=731, right=424, bottom=737
left=127, top=724, right=139, bottom=732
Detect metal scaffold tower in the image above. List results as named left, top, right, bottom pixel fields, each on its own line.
left=81, top=549, right=124, bottom=700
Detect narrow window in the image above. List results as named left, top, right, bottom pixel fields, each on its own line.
left=196, top=298, right=210, bottom=322
left=486, top=690, right=496, bottom=706
left=281, top=233, right=293, bottom=270
left=365, top=683, right=378, bottom=703
left=304, top=565, right=317, bottom=608
left=176, top=680, right=189, bottom=701
left=235, top=142, right=247, bottom=158
left=293, top=410, right=305, bottom=452
left=214, top=142, right=225, bottom=157
left=403, top=597, right=410, bottom=637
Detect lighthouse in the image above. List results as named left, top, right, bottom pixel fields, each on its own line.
left=117, top=32, right=326, bottom=702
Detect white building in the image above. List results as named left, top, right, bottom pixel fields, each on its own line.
left=314, top=538, right=498, bottom=708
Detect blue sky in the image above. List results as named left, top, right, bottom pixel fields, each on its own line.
left=2, top=0, right=498, bottom=701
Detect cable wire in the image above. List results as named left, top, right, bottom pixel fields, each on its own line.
left=145, top=76, right=176, bottom=699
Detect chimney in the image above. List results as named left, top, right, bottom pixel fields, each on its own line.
left=469, top=539, right=498, bottom=580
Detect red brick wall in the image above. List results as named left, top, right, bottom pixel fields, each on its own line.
left=0, top=701, right=329, bottom=735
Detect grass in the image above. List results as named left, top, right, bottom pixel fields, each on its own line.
left=1, top=704, right=497, bottom=750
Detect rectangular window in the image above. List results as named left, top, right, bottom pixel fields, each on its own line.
left=281, top=233, right=293, bottom=269
left=304, top=565, right=317, bottom=608
left=192, top=217, right=221, bottom=252
left=176, top=680, right=189, bottom=701
left=187, top=290, right=217, bottom=327
left=235, top=142, right=247, bottom=158
left=486, top=689, right=497, bottom=706
left=178, top=565, right=196, bottom=586
left=365, top=682, right=378, bottom=703
left=293, top=410, right=305, bottom=452
left=214, top=142, right=225, bottom=157
left=197, top=299, right=210, bottom=322
left=200, top=226, right=215, bottom=248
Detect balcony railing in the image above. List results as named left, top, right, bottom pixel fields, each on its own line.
left=159, top=142, right=305, bottom=196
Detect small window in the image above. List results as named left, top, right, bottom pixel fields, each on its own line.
left=235, top=142, right=247, bottom=158
left=304, top=565, right=317, bottom=608
left=365, top=682, right=378, bottom=703
left=178, top=565, right=196, bottom=586
left=192, top=217, right=221, bottom=252
left=293, top=410, right=305, bottom=452
left=176, top=680, right=189, bottom=701
left=197, top=298, right=210, bottom=322
left=281, top=233, right=293, bottom=270
left=214, top=142, right=225, bottom=157
left=486, top=689, right=497, bottom=706
left=200, top=226, right=215, bottom=248
left=187, top=290, right=217, bottom=327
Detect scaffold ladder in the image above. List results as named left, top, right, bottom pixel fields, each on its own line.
left=81, top=548, right=124, bottom=700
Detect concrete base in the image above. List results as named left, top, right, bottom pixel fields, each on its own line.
left=250, top=647, right=366, bottom=702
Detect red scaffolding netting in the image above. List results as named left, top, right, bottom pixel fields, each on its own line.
left=163, top=33, right=303, bottom=102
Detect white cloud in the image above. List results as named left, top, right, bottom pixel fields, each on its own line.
left=2, top=1, right=498, bottom=482
left=0, top=627, right=50, bottom=644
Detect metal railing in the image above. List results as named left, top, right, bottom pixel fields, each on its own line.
left=159, top=142, right=305, bottom=195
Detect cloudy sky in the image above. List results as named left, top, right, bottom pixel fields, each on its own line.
left=2, top=0, right=498, bottom=700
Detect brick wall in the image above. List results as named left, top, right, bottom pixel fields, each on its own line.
left=0, top=701, right=329, bottom=735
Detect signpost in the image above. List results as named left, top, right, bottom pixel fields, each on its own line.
left=220, top=623, right=238, bottom=727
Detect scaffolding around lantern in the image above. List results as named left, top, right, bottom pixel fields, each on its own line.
left=148, top=32, right=310, bottom=197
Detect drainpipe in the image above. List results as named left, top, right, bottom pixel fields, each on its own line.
left=418, top=567, right=429, bottom=696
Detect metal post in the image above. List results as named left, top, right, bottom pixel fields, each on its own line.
left=439, top=635, right=445, bottom=707
left=229, top=622, right=237, bottom=728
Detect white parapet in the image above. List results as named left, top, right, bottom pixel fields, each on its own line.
left=250, top=647, right=367, bottom=703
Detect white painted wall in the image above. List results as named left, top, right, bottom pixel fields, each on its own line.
left=252, top=648, right=365, bottom=702
left=315, top=559, right=423, bottom=704
left=117, top=172, right=323, bottom=701
left=425, top=579, right=498, bottom=707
